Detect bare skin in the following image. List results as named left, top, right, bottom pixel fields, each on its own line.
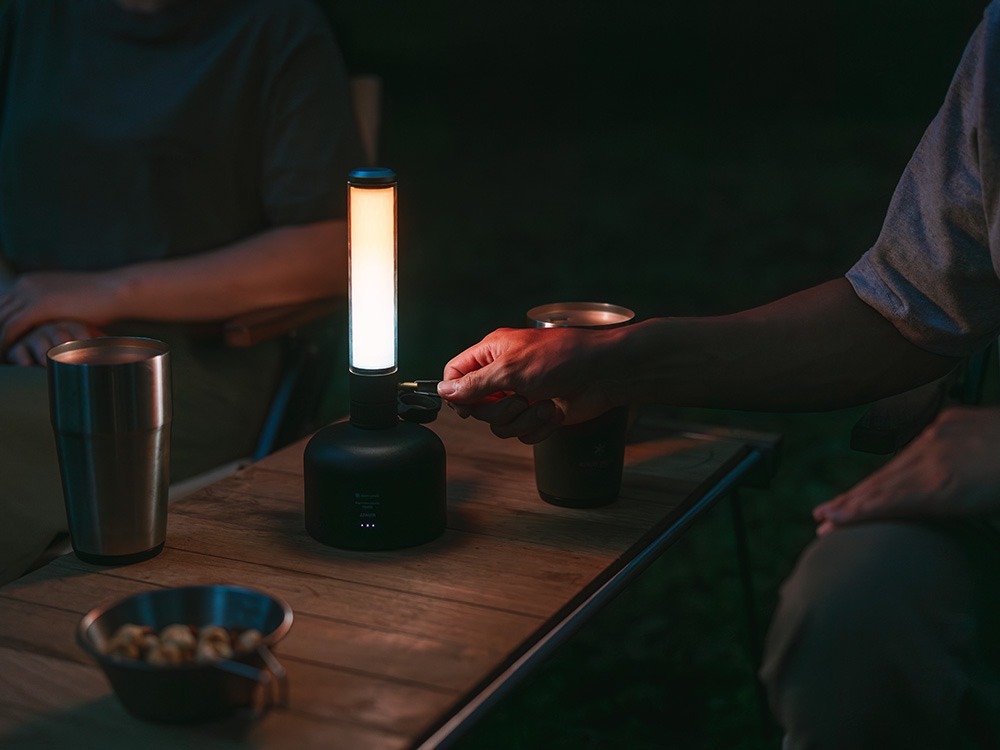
left=813, top=406, right=1000, bottom=533
left=437, top=277, right=993, bottom=533
left=0, top=220, right=347, bottom=365
left=440, top=278, right=955, bottom=434
left=5, top=322, right=104, bottom=366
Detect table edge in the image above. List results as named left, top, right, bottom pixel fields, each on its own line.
left=414, top=444, right=763, bottom=750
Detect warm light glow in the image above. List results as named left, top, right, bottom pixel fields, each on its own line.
left=349, top=181, right=397, bottom=372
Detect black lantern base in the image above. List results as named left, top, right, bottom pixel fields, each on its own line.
left=303, top=419, right=447, bottom=551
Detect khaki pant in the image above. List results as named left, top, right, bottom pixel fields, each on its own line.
left=761, top=519, right=1000, bottom=749
left=0, top=327, right=282, bottom=586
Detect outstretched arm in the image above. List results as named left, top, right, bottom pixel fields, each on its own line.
left=438, top=278, right=957, bottom=442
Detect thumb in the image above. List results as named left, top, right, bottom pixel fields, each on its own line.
left=812, top=497, right=846, bottom=523
left=437, top=365, right=506, bottom=404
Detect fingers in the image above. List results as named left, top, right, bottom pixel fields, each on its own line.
left=0, top=300, right=26, bottom=350
left=438, top=328, right=573, bottom=441
left=813, top=484, right=885, bottom=530
left=438, top=365, right=508, bottom=405
left=5, top=342, right=32, bottom=366
left=441, top=351, right=485, bottom=385
left=461, top=393, right=528, bottom=425
left=514, top=402, right=565, bottom=444
left=815, top=519, right=836, bottom=537
left=445, top=390, right=506, bottom=419
left=488, top=399, right=560, bottom=442
left=811, top=456, right=935, bottom=534
left=812, top=495, right=850, bottom=528
left=440, top=329, right=530, bottom=404
left=25, top=334, right=52, bottom=364
left=0, top=288, right=17, bottom=317
left=456, top=395, right=562, bottom=443
left=28, top=322, right=86, bottom=363
left=441, top=328, right=516, bottom=377
left=3, top=321, right=97, bottom=366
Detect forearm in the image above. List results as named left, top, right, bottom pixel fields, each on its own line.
left=105, top=220, right=347, bottom=322
left=601, top=278, right=958, bottom=411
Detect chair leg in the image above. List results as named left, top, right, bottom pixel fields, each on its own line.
left=729, top=489, right=775, bottom=738
left=252, top=357, right=305, bottom=461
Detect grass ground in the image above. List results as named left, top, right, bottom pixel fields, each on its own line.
left=321, top=2, right=987, bottom=746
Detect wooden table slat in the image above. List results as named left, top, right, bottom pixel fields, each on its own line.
left=0, top=648, right=410, bottom=750
left=0, top=407, right=770, bottom=749
left=160, top=516, right=614, bottom=618
left=13, top=549, right=544, bottom=646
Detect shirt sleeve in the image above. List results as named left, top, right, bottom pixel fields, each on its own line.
left=257, top=5, right=364, bottom=226
left=846, top=2, right=1000, bottom=358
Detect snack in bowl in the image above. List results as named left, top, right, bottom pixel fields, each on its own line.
left=78, top=585, right=292, bottom=723
left=104, top=622, right=265, bottom=666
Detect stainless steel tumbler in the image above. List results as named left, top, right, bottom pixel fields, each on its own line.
left=47, top=337, right=171, bottom=564
left=527, top=303, right=635, bottom=508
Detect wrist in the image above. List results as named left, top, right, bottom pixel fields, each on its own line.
left=100, top=265, right=142, bottom=321
left=590, top=323, right=644, bottom=408
left=598, top=318, right=697, bottom=407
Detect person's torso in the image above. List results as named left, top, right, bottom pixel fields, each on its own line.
left=0, top=0, right=310, bottom=271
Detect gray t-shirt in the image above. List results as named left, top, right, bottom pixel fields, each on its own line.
left=0, top=0, right=362, bottom=272
left=847, top=1, right=1000, bottom=358
left=0, top=0, right=365, bottom=472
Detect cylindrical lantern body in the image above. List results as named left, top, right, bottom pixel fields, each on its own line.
left=304, top=166, right=447, bottom=551
left=304, top=420, right=446, bottom=550
left=347, top=168, right=399, bottom=427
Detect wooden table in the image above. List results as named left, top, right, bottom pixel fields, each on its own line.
left=0, top=407, right=774, bottom=749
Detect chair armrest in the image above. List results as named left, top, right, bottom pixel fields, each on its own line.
left=222, top=297, right=344, bottom=347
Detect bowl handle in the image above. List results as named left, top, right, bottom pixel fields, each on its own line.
left=211, top=645, right=289, bottom=717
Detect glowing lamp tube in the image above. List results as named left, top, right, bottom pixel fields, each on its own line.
left=349, top=171, right=397, bottom=373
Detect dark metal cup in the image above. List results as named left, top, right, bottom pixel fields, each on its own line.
left=527, top=303, right=635, bottom=508
left=47, top=337, right=171, bottom=564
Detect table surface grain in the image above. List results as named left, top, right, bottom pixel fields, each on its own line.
left=0, top=406, right=760, bottom=750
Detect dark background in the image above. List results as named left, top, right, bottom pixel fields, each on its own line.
left=318, top=2, right=988, bottom=748
left=322, top=0, right=985, bottom=376
left=0, top=1, right=985, bottom=746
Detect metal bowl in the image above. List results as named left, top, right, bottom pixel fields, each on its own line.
left=77, top=585, right=293, bottom=723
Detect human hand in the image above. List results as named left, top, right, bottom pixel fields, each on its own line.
left=0, top=271, right=119, bottom=350
left=436, top=326, right=619, bottom=443
left=0, top=256, right=14, bottom=293
left=4, top=321, right=105, bottom=366
left=813, top=406, right=1000, bottom=535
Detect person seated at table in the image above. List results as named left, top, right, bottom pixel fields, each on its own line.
left=435, top=3, right=1000, bottom=748
left=0, top=0, right=364, bottom=585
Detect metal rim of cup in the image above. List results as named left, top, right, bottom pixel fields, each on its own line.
left=47, top=336, right=169, bottom=367
left=526, top=301, right=635, bottom=329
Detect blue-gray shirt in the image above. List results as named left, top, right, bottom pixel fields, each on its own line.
left=0, top=0, right=362, bottom=272
left=847, top=1, right=1000, bottom=358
